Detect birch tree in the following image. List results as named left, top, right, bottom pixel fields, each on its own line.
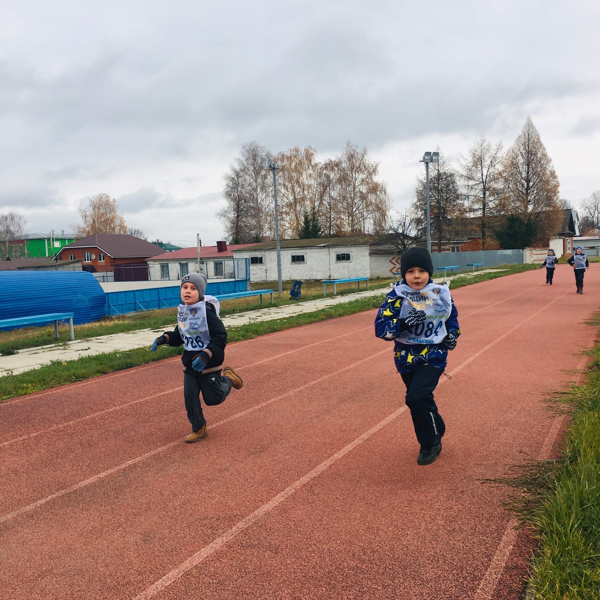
left=0, top=211, right=26, bottom=258
left=77, top=194, right=127, bottom=236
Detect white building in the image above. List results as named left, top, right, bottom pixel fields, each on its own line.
left=232, top=236, right=401, bottom=282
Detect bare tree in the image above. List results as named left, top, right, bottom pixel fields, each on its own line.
left=388, top=211, right=417, bottom=253
left=581, top=191, right=600, bottom=230
left=219, top=142, right=272, bottom=243
left=128, top=228, right=147, bottom=240
left=76, top=194, right=127, bottom=236
left=413, top=150, right=465, bottom=252
left=500, top=117, right=561, bottom=241
left=0, top=211, right=27, bottom=258
left=274, top=146, right=322, bottom=238
left=459, top=136, right=504, bottom=249
left=336, top=142, right=390, bottom=235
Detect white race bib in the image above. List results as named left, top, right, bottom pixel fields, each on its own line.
left=177, top=301, right=211, bottom=351
left=394, top=282, right=453, bottom=345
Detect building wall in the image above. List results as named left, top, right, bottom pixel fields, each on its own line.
left=147, top=258, right=237, bottom=281
left=234, top=246, right=370, bottom=282
left=26, top=237, right=76, bottom=258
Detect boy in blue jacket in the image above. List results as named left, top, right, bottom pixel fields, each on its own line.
left=567, top=247, right=589, bottom=294
left=375, top=247, right=460, bottom=465
left=151, top=273, right=243, bottom=443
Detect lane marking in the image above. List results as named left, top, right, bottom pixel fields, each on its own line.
left=0, top=349, right=389, bottom=524
left=472, top=336, right=596, bottom=600
left=0, top=327, right=372, bottom=447
left=0, top=286, right=579, bottom=523
left=132, top=405, right=409, bottom=600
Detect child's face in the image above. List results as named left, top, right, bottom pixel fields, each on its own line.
left=181, top=282, right=200, bottom=305
left=576, top=248, right=582, bottom=254
left=404, top=267, right=429, bottom=290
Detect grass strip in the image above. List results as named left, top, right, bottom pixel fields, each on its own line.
left=523, top=340, right=600, bottom=599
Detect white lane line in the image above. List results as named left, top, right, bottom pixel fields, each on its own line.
left=472, top=335, right=595, bottom=600
left=0, top=349, right=389, bottom=524
left=132, top=405, right=410, bottom=600
left=0, top=326, right=372, bottom=447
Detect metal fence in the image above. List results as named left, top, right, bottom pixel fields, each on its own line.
left=369, top=249, right=523, bottom=279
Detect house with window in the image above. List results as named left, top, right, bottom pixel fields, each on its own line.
left=231, top=236, right=376, bottom=282
left=146, top=241, right=258, bottom=281
left=55, top=234, right=164, bottom=281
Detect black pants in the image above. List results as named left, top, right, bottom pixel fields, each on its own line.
left=183, top=370, right=233, bottom=432
left=546, top=267, right=555, bottom=284
left=574, top=269, right=585, bottom=289
left=401, top=365, right=445, bottom=448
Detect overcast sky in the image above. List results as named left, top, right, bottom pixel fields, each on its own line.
left=1, top=0, right=599, bottom=247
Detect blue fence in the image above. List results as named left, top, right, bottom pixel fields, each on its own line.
left=104, top=279, right=249, bottom=315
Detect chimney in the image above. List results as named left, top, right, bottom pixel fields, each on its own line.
left=217, top=241, right=227, bottom=253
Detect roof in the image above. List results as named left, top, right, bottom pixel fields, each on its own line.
left=22, top=233, right=77, bottom=240
left=58, top=234, right=164, bottom=259
left=230, top=235, right=381, bottom=252
left=149, top=243, right=258, bottom=261
left=0, top=258, right=81, bottom=271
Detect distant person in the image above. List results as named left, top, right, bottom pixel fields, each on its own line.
left=374, top=247, right=461, bottom=466
left=567, top=247, right=589, bottom=294
left=150, top=273, right=243, bottom=442
left=540, top=249, right=558, bottom=285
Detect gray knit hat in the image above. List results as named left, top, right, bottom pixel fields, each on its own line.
left=181, top=273, right=207, bottom=299
left=400, top=247, right=434, bottom=279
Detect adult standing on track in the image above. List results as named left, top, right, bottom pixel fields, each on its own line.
left=567, top=247, right=589, bottom=294
left=374, top=247, right=461, bottom=466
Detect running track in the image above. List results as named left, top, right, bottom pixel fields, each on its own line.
left=0, top=266, right=597, bottom=600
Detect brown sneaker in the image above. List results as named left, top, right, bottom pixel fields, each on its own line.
left=223, top=367, right=243, bottom=390
left=185, top=424, right=207, bottom=443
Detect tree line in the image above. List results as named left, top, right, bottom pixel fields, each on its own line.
left=218, top=141, right=390, bottom=243
left=219, top=117, right=584, bottom=250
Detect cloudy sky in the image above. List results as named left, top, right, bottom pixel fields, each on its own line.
left=1, top=0, right=599, bottom=247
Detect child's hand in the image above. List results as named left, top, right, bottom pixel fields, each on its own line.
left=192, top=352, right=209, bottom=372
left=444, top=331, right=459, bottom=350
left=151, top=336, right=166, bottom=352
left=404, top=309, right=426, bottom=328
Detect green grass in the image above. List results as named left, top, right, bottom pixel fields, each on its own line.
left=0, top=263, right=537, bottom=400
left=497, top=317, right=600, bottom=599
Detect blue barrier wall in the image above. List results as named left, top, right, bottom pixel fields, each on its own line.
left=104, top=279, right=249, bottom=315
left=0, top=271, right=106, bottom=327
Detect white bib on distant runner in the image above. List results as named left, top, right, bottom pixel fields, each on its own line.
left=545, top=255, right=556, bottom=268
left=394, top=281, right=453, bottom=345
left=573, top=254, right=587, bottom=269
left=177, top=301, right=211, bottom=351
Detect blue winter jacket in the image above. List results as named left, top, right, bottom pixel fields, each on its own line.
left=374, top=280, right=460, bottom=373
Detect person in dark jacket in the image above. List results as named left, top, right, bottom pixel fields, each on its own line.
left=374, top=247, right=460, bottom=466
left=567, top=247, right=589, bottom=294
left=540, top=249, right=558, bottom=285
left=150, top=273, right=243, bottom=443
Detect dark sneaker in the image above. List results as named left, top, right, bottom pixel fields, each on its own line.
left=185, top=424, right=207, bottom=443
left=223, top=367, right=243, bottom=390
left=417, top=442, right=443, bottom=466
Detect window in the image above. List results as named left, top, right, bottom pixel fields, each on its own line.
left=336, top=253, right=351, bottom=262
left=160, top=263, right=169, bottom=279
left=250, top=256, right=263, bottom=265
left=83, top=251, right=91, bottom=262
left=69, top=254, right=75, bottom=261
left=291, top=255, right=305, bottom=264
left=450, top=246, right=460, bottom=253
left=179, top=262, right=189, bottom=277
left=214, top=261, right=224, bottom=277
left=98, top=253, right=105, bottom=262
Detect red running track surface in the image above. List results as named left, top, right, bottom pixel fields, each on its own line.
left=0, top=265, right=597, bottom=599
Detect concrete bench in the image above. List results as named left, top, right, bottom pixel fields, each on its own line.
left=437, top=265, right=459, bottom=275
left=323, top=277, right=369, bottom=297
left=217, top=289, right=275, bottom=306
left=466, top=262, right=484, bottom=271
left=0, top=312, right=75, bottom=340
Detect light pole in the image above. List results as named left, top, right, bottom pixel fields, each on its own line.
left=267, top=157, right=283, bottom=294
left=420, top=151, right=439, bottom=254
